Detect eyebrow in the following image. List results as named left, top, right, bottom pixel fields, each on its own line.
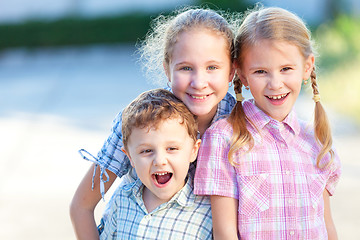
left=174, top=60, right=224, bottom=67
left=248, top=63, right=297, bottom=71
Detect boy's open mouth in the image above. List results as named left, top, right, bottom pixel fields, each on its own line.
left=154, top=172, right=173, bottom=185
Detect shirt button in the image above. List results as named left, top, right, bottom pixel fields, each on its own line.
left=285, top=170, right=291, bottom=175
left=289, top=230, right=295, bottom=236
left=288, top=199, right=293, bottom=204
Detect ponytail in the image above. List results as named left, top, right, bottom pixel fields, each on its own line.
left=227, top=76, right=253, bottom=165
left=310, top=68, right=334, bottom=168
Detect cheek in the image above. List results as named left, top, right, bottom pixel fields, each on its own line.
left=134, top=159, right=149, bottom=172
left=170, top=76, right=188, bottom=94
left=293, top=73, right=305, bottom=88
left=215, top=75, right=230, bottom=88
left=209, top=74, right=230, bottom=92
left=248, top=79, right=262, bottom=92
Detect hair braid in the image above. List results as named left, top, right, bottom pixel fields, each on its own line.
left=310, top=67, right=334, bottom=168
left=227, top=76, right=253, bottom=165
left=233, top=74, right=242, bottom=95
left=310, top=68, right=319, bottom=95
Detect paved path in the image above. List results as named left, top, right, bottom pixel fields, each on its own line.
left=0, top=46, right=359, bottom=239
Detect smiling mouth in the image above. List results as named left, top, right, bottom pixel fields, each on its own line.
left=266, top=93, right=288, bottom=100
left=188, top=93, right=211, bottom=100
left=154, top=172, right=173, bottom=185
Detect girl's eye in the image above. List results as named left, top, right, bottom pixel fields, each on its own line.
left=207, top=66, right=217, bottom=70
left=281, top=67, right=292, bottom=72
left=254, top=70, right=266, bottom=74
left=181, top=66, right=192, bottom=71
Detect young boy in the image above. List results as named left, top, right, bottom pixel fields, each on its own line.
left=97, top=89, right=212, bottom=239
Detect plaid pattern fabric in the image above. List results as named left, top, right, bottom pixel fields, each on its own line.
left=194, top=99, right=341, bottom=239
left=99, top=174, right=213, bottom=240
left=91, top=91, right=235, bottom=198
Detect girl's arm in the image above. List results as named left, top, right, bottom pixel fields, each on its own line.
left=211, top=195, right=239, bottom=240
left=70, top=164, right=117, bottom=240
left=323, top=189, right=338, bottom=240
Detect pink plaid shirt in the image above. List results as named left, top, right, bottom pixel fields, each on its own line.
left=194, top=99, right=341, bottom=239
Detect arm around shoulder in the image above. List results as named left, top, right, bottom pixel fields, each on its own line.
left=70, top=163, right=117, bottom=240
left=210, top=195, right=239, bottom=240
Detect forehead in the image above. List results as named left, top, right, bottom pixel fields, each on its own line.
left=170, top=29, right=231, bottom=62
left=128, top=118, right=190, bottom=142
left=242, top=39, right=303, bottom=65
left=177, top=28, right=229, bottom=47
left=133, top=117, right=185, bottom=133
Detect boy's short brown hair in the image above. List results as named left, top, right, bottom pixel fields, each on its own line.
left=122, top=89, right=198, bottom=150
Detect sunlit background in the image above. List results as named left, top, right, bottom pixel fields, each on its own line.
left=0, top=0, right=359, bottom=239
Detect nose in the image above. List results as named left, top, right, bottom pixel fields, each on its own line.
left=267, top=74, right=283, bottom=90
left=190, top=70, right=208, bottom=89
left=153, top=151, right=167, bottom=166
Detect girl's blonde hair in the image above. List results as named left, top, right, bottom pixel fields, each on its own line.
left=137, top=7, right=241, bottom=86
left=229, top=6, right=334, bottom=168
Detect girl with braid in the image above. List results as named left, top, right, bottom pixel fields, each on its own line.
left=194, top=6, right=341, bottom=239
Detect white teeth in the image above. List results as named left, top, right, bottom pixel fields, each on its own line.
left=268, top=94, right=287, bottom=99
left=191, top=95, right=207, bottom=100
left=155, top=172, right=169, bottom=176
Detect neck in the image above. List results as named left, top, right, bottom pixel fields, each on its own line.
left=142, top=189, right=164, bottom=213
left=197, top=114, right=215, bottom=138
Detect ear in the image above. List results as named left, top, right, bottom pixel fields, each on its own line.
left=234, top=60, right=249, bottom=87
left=163, top=61, right=170, bottom=80
left=121, top=147, right=135, bottom=167
left=189, top=139, right=201, bottom=163
left=236, top=69, right=249, bottom=88
left=163, top=61, right=172, bottom=88
left=303, top=54, right=315, bottom=80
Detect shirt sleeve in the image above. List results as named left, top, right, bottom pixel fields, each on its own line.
left=97, top=111, right=132, bottom=178
left=194, top=120, right=239, bottom=199
left=325, top=148, right=342, bottom=196
left=213, top=92, right=236, bottom=122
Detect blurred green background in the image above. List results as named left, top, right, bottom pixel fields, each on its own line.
left=314, top=15, right=360, bottom=123
left=1, top=0, right=358, bottom=123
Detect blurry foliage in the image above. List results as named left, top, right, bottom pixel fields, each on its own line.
left=315, top=14, right=360, bottom=69
left=314, top=15, right=360, bottom=123
left=0, top=13, right=152, bottom=49
left=0, top=1, right=251, bottom=50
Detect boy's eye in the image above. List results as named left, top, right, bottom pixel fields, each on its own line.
left=167, top=147, right=179, bottom=151
left=140, top=149, right=152, bottom=154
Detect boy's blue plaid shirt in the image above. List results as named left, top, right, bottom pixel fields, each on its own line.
left=98, top=173, right=213, bottom=239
